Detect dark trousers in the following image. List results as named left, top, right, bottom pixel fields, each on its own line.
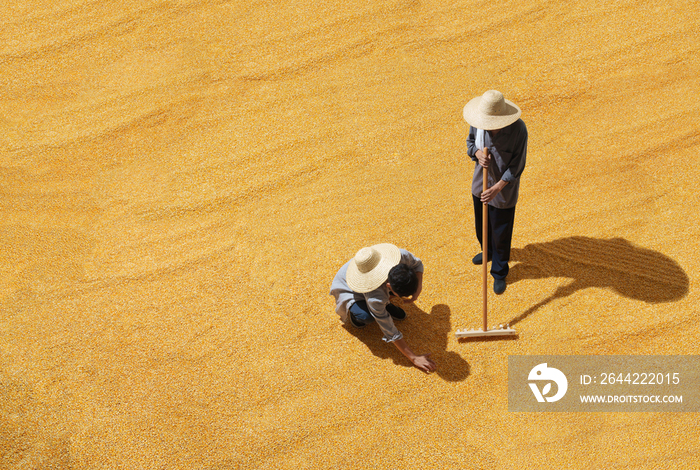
left=473, top=195, right=516, bottom=280
left=349, top=301, right=374, bottom=325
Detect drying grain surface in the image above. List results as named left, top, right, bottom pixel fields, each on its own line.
left=1, top=0, right=699, bottom=468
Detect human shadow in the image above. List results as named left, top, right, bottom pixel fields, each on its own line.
left=342, top=303, right=470, bottom=382
left=507, top=236, right=690, bottom=326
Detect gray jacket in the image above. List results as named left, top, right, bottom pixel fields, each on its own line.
left=467, top=119, right=528, bottom=209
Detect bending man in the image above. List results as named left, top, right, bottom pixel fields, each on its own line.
left=330, top=243, right=436, bottom=373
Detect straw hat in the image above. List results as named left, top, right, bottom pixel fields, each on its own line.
left=346, top=243, right=401, bottom=293
left=463, top=90, right=521, bottom=130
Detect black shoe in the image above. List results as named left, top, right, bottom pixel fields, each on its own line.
left=386, top=304, right=406, bottom=321
left=349, top=312, right=366, bottom=328
left=494, top=279, right=506, bottom=295
left=472, top=252, right=492, bottom=265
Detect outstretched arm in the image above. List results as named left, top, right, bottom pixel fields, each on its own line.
left=393, top=338, right=436, bottom=373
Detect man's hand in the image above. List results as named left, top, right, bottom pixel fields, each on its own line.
left=393, top=338, right=437, bottom=373
left=475, top=148, right=491, bottom=168
left=413, top=354, right=436, bottom=373
left=480, top=180, right=508, bottom=203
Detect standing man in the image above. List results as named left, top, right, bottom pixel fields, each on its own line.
left=463, top=90, right=528, bottom=294
left=330, top=243, right=436, bottom=373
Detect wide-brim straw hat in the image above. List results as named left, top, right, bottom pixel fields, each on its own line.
left=346, top=243, right=401, bottom=293
left=463, top=90, right=521, bottom=130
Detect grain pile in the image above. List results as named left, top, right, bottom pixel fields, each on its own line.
left=1, top=0, right=699, bottom=468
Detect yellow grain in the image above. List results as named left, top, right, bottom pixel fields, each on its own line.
left=1, top=0, right=698, bottom=468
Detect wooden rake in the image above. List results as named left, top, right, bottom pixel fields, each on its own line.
left=456, top=148, right=516, bottom=339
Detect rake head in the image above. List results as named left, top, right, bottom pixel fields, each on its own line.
left=455, top=324, right=516, bottom=338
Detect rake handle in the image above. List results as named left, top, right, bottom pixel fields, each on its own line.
left=482, top=149, right=489, bottom=332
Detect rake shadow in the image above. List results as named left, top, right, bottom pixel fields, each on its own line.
left=457, top=334, right=519, bottom=344
left=342, top=303, right=470, bottom=382
left=506, top=236, right=690, bottom=326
